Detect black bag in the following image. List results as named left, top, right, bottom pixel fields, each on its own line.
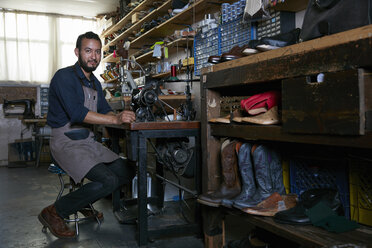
left=300, top=0, right=372, bottom=41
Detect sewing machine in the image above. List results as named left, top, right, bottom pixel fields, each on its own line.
left=3, top=99, right=35, bottom=119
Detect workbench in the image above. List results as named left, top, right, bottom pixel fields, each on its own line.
left=103, top=121, right=201, bottom=246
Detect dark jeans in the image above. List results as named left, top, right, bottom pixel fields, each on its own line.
left=55, top=158, right=134, bottom=219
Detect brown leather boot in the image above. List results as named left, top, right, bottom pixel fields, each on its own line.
left=242, top=192, right=297, bottom=216
left=198, top=139, right=242, bottom=207
left=38, top=204, right=76, bottom=238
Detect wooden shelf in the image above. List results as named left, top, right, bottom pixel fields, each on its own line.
left=242, top=215, right=372, bottom=248
left=210, top=123, right=372, bottom=149
left=102, top=53, right=120, bottom=63
left=104, top=78, right=119, bottom=84
left=201, top=25, right=372, bottom=248
left=152, top=66, right=193, bottom=79
left=101, top=0, right=154, bottom=38
left=102, top=0, right=172, bottom=51
left=203, top=25, right=372, bottom=88
left=136, top=38, right=194, bottom=64
left=129, top=0, right=235, bottom=50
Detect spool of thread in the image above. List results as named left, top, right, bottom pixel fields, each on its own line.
left=171, top=65, right=177, bottom=77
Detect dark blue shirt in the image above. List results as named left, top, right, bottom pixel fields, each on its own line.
left=47, top=62, right=112, bottom=128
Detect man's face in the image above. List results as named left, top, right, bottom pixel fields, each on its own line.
left=76, top=38, right=101, bottom=73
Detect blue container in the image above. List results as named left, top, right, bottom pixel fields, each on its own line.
left=290, top=158, right=350, bottom=219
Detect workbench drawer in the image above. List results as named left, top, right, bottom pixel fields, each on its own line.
left=282, top=69, right=371, bottom=135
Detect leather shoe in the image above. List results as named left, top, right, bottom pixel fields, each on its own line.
left=208, top=55, right=221, bottom=64
left=274, top=188, right=344, bottom=225
left=38, top=204, right=76, bottom=238
left=220, top=45, right=244, bottom=62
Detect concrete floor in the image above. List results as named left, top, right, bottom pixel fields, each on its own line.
left=0, top=165, right=204, bottom=248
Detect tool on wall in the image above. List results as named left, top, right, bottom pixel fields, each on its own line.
left=3, top=99, right=35, bottom=119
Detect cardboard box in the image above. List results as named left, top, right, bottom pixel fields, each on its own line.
left=182, top=57, right=194, bottom=66
left=132, top=12, right=139, bottom=24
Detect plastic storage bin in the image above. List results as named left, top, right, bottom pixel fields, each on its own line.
left=349, top=159, right=372, bottom=226
left=290, top=157, right=350, bottom=219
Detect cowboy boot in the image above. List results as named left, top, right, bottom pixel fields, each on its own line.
left=38, top=204, right=76, bottom=238
left=242, top=192, right=297, bottom=216
left=198, top=139, right=241, bottom=207
left=234, top=144, right=285, bottom=209
left=221, top=143, right=256, bottom=208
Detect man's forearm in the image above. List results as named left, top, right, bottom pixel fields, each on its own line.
left=83, top=111, right=118, bottom=125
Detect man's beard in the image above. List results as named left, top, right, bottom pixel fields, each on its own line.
left=78, top=55, right=99, bottom=73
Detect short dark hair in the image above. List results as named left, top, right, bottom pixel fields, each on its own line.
left=76, top=31, right=101, bottom=50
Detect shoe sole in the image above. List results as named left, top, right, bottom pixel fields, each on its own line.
left=38, top=214, right=76, bottom=239
left=197, top=198, right=220, bottom=207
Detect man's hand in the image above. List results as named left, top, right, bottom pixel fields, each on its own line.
left=116, top=110, right=135, bottom=124
left=83, top=110, right=135, bottom=125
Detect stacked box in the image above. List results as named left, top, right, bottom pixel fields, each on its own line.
left=221, top=0, right=246, bottom=24
left=349, top=159, right=372, bottom=226
left=289, top=158, right=350, bottom=219
left=194, top=27, right=219, bottom=76
left=220, top=17, right=252, bottom=54
left=256, top=9, right=295, bottom=39
left=40, top=85, right=49, bottom=118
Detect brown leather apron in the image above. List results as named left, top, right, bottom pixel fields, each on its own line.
left=50, top=68, right=119, bottom=183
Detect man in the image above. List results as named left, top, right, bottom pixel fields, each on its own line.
left=38, top=31, right=135, bottom=238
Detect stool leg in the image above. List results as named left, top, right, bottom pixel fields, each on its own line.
left=57, top=174, right=65, bottom=201
left=74, top=213, right=79, bottom=236
left=89, top=203, right=101, bottom=227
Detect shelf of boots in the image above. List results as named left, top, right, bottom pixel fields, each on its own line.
left=209, top=124, right=372, bottom=149
left=135, top=38, right=194, bottom=64
left=101, top=0, right=154, bottom=38
left=102, top=0, right=172, bottom=52
left=129, top=0, right=235, bottom=50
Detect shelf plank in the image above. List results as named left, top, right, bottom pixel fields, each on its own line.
left=209, top=123, right=372, bottom=149
left=104, top=121, right=200, bottom=131
left=101, top=0, right=153, bottom=38
left=243, top=215, right=372, bottom=248
left=152, top=66, right=193, bottom=79
left=102, top=0, right=172, bottom=51
left=203, top=24, right=372, bottom=88
left=102, top=53, right=120, bottom=63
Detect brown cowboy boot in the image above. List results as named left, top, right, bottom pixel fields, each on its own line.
left=197, top=139, right=242, bottom=207
left=38, top=204, right=76, bottom=238
left=242, top=192, right=297, bottom=216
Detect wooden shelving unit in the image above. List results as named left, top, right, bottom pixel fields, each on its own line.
left=136, top=38, right=194, bottom=64
left=201, top=25, right=372, bottom=248
left=129, top=0, right=233, bottom=50
left=101, top=0, right=154, bottom=38
left=102, top=0, right=172, bottom=52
